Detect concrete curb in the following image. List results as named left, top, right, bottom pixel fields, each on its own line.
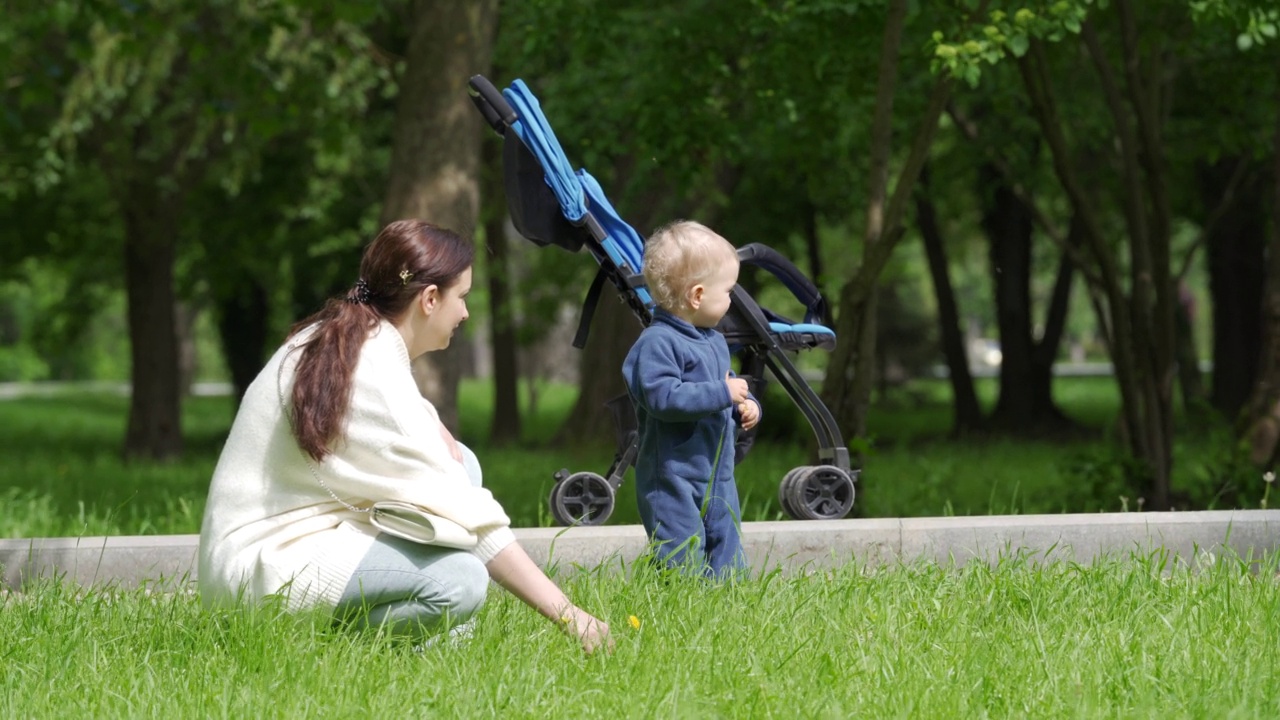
left=2, top=510, right=1278, bottom=591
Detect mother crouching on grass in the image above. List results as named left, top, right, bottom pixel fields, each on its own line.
left=198, top=219, right=611, bottom=653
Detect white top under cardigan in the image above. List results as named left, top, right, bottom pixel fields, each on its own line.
left=198, top=320, right=516, bottom=610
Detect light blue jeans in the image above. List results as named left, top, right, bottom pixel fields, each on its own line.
left=333, top=445, right=491, bottom=641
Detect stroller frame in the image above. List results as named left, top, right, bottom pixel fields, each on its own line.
left=468, top=75, right=857, bottom=523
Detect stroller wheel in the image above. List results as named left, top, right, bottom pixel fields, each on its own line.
left=548, top=472, right=616, bottom=526
left=776, top=467, right=806, bottom=519
left=780, top=465, right=855, bottom=520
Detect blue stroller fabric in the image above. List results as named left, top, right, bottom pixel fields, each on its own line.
left=503, top=80, right=653, bottom=308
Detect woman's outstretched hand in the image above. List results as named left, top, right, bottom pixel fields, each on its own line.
left=560, top=606, right=614, bottom=655
left=485, top=543, right=614, bottom=655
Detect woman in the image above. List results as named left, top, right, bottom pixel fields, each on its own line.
left=198, top=219, right=610, bottom=652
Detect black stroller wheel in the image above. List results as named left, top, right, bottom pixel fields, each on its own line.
left=776, top=467, right=806, bottom=519
left=780, top=465, right=855, bottom=520
left=548, top=472, right=616, bottom=526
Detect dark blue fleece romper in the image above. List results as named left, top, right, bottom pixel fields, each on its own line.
left=622, top=309, right=754, bottom=576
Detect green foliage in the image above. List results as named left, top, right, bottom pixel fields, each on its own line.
left=1191, top=0, right=1280, bottom=50
left=2, top=0, right=400, bottom=390
left=929, top=1, right=1100, bottom=87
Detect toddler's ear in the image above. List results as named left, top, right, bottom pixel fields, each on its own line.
left=687, top=283, right=705, bottom=310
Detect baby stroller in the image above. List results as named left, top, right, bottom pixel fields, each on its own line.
left=468, top=75, right=858, bottom=524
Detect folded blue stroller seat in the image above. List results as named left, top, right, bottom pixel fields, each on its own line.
left=469, top=76, right=857, bottom=523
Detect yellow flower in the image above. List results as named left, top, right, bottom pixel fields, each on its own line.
left=628, top=615, right=641, bottom=630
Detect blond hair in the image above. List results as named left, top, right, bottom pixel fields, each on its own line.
left=641, top=220, right=739, bottom=312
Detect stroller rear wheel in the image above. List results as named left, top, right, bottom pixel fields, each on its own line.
left=778, top=465, right=855, bottom=520
left=776, top=467, right=806, bottom=519
left=548, top=471, right=616, bottom=526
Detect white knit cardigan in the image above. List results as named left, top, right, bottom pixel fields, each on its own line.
left=198, top=320, right=516, bottom=610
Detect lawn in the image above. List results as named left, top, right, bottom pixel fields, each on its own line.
left=2, top=554, right=1278, bottom=718
left=2, top=379, right=1277, bottom=718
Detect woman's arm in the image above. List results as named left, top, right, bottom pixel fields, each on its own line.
left=485, top=543, right=613, bottom=654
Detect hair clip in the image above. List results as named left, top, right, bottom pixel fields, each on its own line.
left=399, top=269, right=413, bottom=286
left=346, top=279, right=372, bottom=305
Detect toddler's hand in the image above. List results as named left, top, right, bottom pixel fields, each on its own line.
left=738, top=399, right=760, bottom=430
left=725, top=372, right=750, bottom=404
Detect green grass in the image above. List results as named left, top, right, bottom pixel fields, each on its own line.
left=2, top=381, right=1277, bottom=717
left=0, top=376, right=1265, bottom=537
left=2, top=554, right=1278, bottom=718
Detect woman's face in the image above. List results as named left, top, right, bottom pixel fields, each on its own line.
left=421, top=267, right=473, bottom=353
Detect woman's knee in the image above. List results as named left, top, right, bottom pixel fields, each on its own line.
left=430, top=552, right=490, bottom=621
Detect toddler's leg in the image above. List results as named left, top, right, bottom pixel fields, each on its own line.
left=703, top=478, right=747, bottom=578
left=334, top=535, right=489, bottom=642
left=637, top=479, right=707, bottom=573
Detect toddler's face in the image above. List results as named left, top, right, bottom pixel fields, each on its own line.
left=689, top=260, right=738, bottom=328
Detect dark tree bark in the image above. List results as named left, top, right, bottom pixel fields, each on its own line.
left=217, top=277, right=270, bottom=407
left=1243, top=57, right=1280, bottom=466
left=553, top=294, right=644, bottom=447
left=1203, top=161, right=1266, bottom=420
left=379, top=0, right=499, bottom=433
left=979, top=163, right=1073, bottom=432
left=483, top=135, right=521, bottom=444
left=121, top=194, right=183, bottom=461
left=801, top=201, right=824, bottom=291
left=914, top=165, right=983, bottom=434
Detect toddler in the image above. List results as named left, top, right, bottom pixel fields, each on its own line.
left=622, top=220, right=760, bottom=577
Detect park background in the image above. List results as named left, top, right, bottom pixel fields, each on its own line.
left=6, top=3, right=1280, bottom=717
left=3, top=0, right=1280, bottom=533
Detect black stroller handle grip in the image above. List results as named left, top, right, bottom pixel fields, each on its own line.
left=468, top=75, right=517, bottom=134
left=737, top=243, right=831, bottom=326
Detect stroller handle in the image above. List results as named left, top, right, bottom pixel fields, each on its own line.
left=737, top=243, right=831, bottom=326
left=468, top=75, right=516, bottom=134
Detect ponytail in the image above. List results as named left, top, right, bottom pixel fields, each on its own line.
left=288, top=299, right=378, bottom=462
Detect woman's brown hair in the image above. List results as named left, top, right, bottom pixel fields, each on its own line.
left=287, top=219, right=474, bottom=461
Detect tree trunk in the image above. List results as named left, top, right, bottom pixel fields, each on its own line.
left=1204, top=160, right=1265, bottom=420
left=217, top=276, right=270, bottom=407
left=914, top=165, right=983, bottom=434
left=980, top=163, right=1072, bottom=432
left=1034, top=217, right=1080, bottom=418
left=822, top=0, right=909, bottom=443
left=1018, top=12, right=1177, bottom=509
left=802, top=202, right=824, bottom=291
left=1242, top=56, right=1280, bottom=467
left=121, top=197, right=183, bottom=461
left=552, top=292, right=644, bottom=447
left=484, top=134, right=521, bottom=445
left=379, top=0, right=499, bottom=434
